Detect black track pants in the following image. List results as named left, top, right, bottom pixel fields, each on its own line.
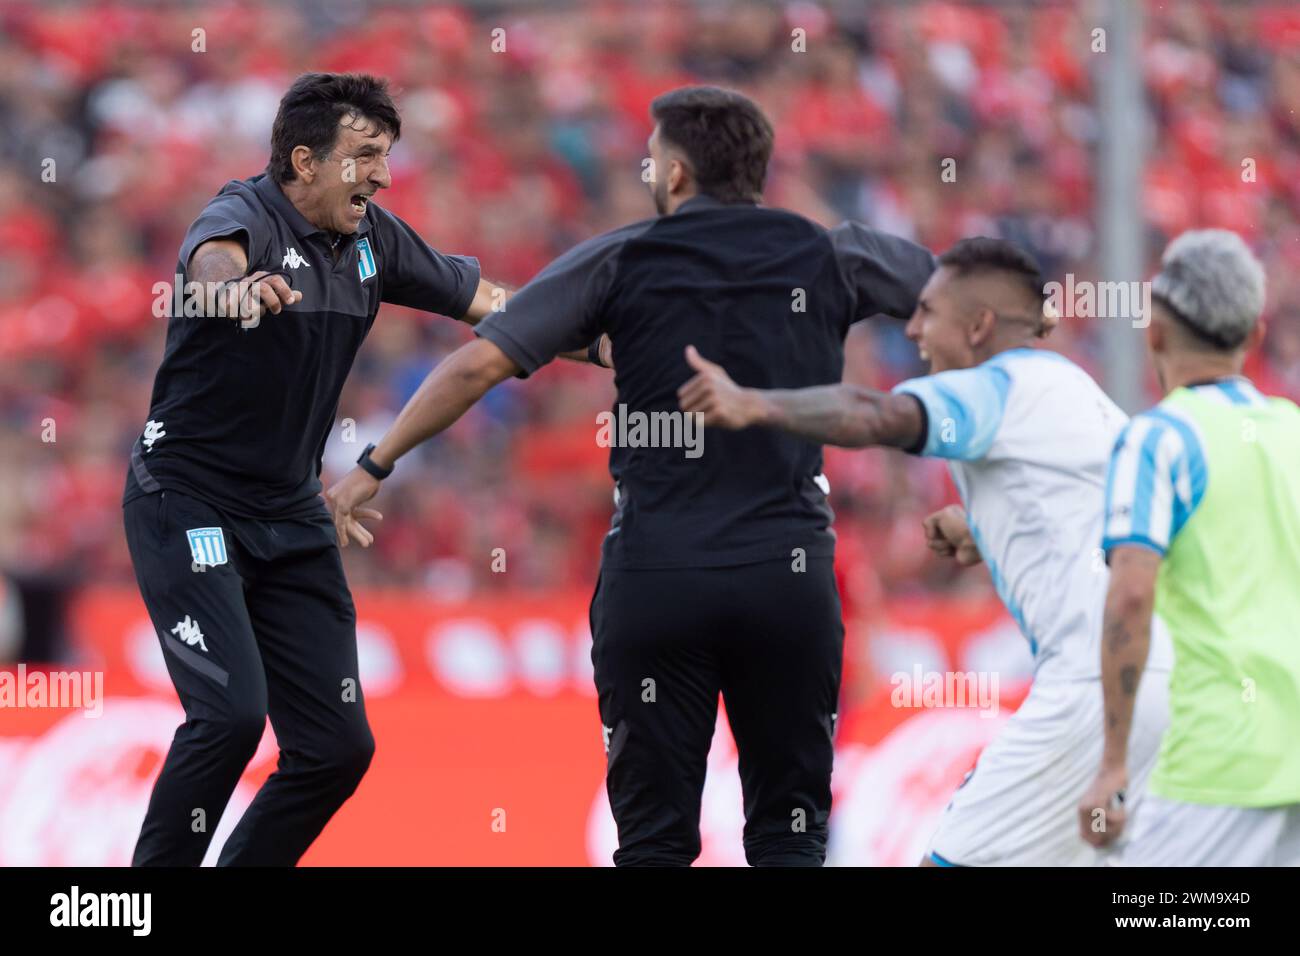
left=590, top=557, right=844, bottom=867
left=124, top=489, right=373, bottom=866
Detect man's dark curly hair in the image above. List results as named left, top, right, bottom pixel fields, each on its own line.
left=267, top=73, right=401, bottom=184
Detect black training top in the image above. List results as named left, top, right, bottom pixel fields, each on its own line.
left=125, top=174, right=480, bottom=519
left=474, top=195, right=936, bottom=571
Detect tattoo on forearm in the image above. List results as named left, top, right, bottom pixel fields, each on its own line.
left=1119, top=666, right=1139, bottom=696
left=187, top=247, right=250, bottom=319
left=189, top=247, right=243, bottom=285
left=768, top=386, right=886, bottom=448
left=1104, top=618, right=1131, bottom=653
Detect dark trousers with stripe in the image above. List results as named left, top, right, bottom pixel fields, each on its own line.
left=124, top=489, right=374, bottom=866
left=590, top=557, right=844, bottom=866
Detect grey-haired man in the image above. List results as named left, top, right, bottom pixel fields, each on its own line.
left=1080, top=229, right=1300, bottom=865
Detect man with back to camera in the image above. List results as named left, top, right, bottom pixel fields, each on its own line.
left=1080, top=230, right=1300, bottom=866
left=123, top=72, right=585, bottom=866
left=677, top=237, right=1175, bottom=866
left=324, top=85, right=937, bottom=866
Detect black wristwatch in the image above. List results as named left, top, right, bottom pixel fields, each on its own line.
left=356, top=443, right=394, bottom=480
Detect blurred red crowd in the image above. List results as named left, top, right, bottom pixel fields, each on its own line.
left=2, top=0, right=1300, bottom=622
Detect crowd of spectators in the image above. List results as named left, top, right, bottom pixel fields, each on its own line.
left=3, top=0, right=1299, bottom=626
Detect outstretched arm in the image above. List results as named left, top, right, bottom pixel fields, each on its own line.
left=459, top=278, right=611, bottom=366
left=676, top=345, right=924, bottom=449
left=324, top=337, right=520, bottom=547
left=456, top=277, right=512, bottom=326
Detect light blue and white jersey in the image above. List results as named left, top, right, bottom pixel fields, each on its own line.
left=893, top=347, right=1173, bottom=679
left=1102, top=377, right=1268, bottom=555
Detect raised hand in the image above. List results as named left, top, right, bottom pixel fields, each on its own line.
left=676, top=345, right=765, bottom=429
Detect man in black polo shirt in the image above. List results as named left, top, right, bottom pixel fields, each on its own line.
left=124, top=72, right=520, bottom=866
left=326, top=85, right=936, bottom=866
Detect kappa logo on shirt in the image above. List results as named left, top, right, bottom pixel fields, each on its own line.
left=282, top=247, right=311, bottom=270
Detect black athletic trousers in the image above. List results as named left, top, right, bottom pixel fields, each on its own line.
left=590, top=557, right=844, bottom=866
left=124, top=488, right=374, bottom=866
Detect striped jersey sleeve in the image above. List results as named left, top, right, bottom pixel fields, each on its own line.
left=891, top=363, right=1011, bottom=460
left=1102, top=409, right=1207, bottom=557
